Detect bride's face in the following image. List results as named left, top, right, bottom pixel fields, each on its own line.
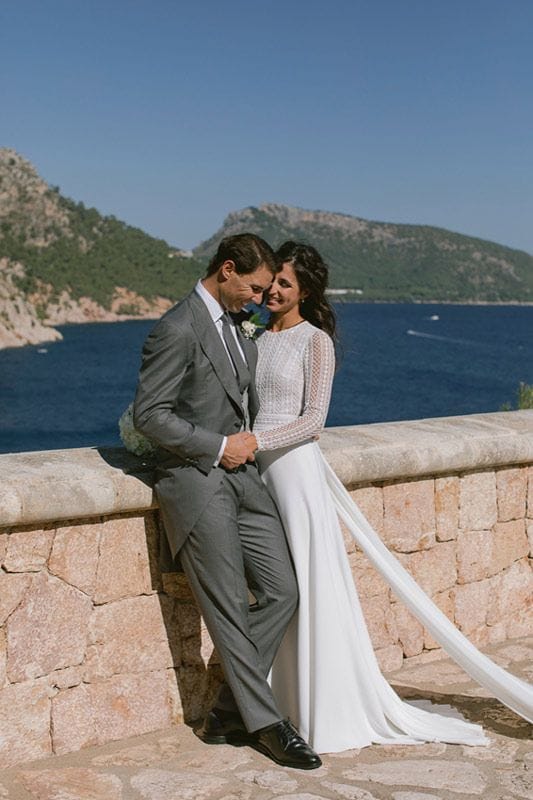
left=266, top=262, right=307, bottom=315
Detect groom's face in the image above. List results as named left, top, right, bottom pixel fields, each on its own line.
left=219, top=261, right=273, bottom=312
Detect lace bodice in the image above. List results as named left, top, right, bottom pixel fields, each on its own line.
left=254, top=321, right=335, bottom=451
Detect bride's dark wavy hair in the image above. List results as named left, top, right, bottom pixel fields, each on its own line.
left=275, top=241, right=337, bottom=341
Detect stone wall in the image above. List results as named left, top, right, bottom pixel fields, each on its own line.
left=1, top=411, right=533, bottom=767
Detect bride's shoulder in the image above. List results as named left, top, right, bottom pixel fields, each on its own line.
left=303, top=322, right=333, bottom=345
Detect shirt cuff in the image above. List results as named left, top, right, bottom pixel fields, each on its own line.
left=214, top=436, right=227, bottom=467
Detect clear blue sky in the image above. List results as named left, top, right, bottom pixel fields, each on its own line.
left=2, top=0, right=532, bottom=253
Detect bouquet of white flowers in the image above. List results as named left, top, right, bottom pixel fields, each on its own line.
left=118, top=403, right=156, bottom=457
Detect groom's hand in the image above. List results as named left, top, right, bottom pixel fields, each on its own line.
left=220, top=432, right=257, bottom=469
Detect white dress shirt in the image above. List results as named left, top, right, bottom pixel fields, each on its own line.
left=194, top=280, right=248, bottom=464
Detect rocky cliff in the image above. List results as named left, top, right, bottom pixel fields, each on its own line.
left=0, top=148, right=202, bottom=349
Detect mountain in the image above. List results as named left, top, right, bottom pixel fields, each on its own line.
left=194, top=204, right=533, bottom=303
left=0, top=148, right=204, bottom=347
left=2, top=149, right=533, bottom=349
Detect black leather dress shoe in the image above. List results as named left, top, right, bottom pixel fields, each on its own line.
left=195, top=708, right=247, bottom=745
left=251, top=719, right=322, bottom=770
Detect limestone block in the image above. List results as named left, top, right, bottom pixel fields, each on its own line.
left=487, top=560, right=533, bottom=626
left=496, top=467, right=527, bottom=521
left=321, top=784, right=378, bottom=800
left=467, top=625, right=492, bottom=648
left=435, top=476, right=459, bottom=541
left=452, top=579, right=491, bottom=633
left=0, top=571, right=31, bottom=624
left=391, top=602, right=424, bottom=657
left=91, top=670, right=174, bottom=745
left=7, top=571, right=92, bottom=682
left=175, top=663, right=222, bottom=722
left=491, top=520, right=529, bottom=573
left=391, top=794, right=444, bottom=800
left=180, top=622, right=218, bottom=667
left=343, top=759, right=486, bottom=794
left=161, top=571, right=195, bottom=601
left=506, top=606, right=533, bottom=638
left=175, top=600, right=203, bottom=639
left=3, top=528, right=53, bottom=572
left=383, top=479, right=436, bottom=552
left=398, top=541, right=457, bottom=596
left=47, top=665, right=84, bottom=690
left=375, top=644, right=404, bottom=673
left=485, top=620, right=507, bottom=645
left=164, top=666, right=183, bottom=722
left=52, top=670, right=174, bottom=755
left=93, top=516, right=154, bottom=604
left=456, top=530, right=493, bottom=584
left=130, top=769, right=227, bottom=800
left=48, top=522, right=101, bottom=595
left=349, top=486, right=384, bottom=534
left=462, top=737, right=519, bottom=763
left=349, top=551, right=390, bottom=599
left=528, top=466, right=533, bottom=517
left=144, top=512, right=164, bottom=593
left=340, top=517, right=356, bottom=555
left=0, top=678, right=52, bottom=769
left=51, top=683, right=97, bottom=754
left=238, top=769, right=299, bottom=793
left=359, top=592, right=398, bottom=649
left=497, top=764, right=533, bottom=799
left=424, top=590, right=454, bottom=650
left=85, top=594, right=173, bottom=680
left=0, top=532, right=7, bottom=564
left=0, top=486, right=23, bottom=529
left=0, top=627, right=6, bottom=687
left=527, top=520, right=533, bottom=556
left=459, top=472, right=497, bottom=530
left=17, top=769, right=123, bottom=800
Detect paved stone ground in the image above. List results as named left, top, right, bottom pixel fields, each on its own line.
left=1, top=637, right=532, bottom=800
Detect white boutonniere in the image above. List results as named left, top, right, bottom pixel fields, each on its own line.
left=240, top=312, right=265, bottom=340
left=118, top=402, right=156, bottom=457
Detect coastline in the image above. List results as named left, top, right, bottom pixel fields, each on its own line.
left=2, top=297, right=533, bottom=352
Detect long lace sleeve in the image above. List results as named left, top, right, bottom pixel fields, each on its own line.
left=255, top=330, right=335, bottom=451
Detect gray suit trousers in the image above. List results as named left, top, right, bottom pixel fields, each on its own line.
left=179, top=463, right=298, bottom=732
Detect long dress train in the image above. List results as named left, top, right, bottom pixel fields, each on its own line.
left=253, top=321, right=533, bottom=753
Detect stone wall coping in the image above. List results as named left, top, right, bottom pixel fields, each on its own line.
left=1, top=410, right=533, bottom=529
left=319, top=409, right=533, bottom=486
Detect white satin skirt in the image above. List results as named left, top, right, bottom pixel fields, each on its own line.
left=257, top=440, right=533, bottom=752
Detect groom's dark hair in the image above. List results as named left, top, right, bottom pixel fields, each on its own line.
left=206, top=233, right=277, bottom=276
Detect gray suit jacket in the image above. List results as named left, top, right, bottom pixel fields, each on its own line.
left=133, top=290, right=259, bottom=562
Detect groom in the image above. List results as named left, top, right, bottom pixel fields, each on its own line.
left=133, top=233, right=321, bottom=770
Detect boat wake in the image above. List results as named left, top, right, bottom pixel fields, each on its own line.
left=406, top=329, right=476, bottom=346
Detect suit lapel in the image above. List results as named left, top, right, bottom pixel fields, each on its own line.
left=188, top=292, right=243, bottom=411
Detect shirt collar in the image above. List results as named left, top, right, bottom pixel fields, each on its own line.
left=194, top=280, right=225, bottom=324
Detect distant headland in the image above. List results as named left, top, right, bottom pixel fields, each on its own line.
left=1, top=147, right=532, bottom=349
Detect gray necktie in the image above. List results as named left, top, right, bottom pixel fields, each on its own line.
left=221, top=313, right=250, bottom=393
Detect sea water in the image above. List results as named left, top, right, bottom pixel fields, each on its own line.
left=1, top=303, right=532, bottom=454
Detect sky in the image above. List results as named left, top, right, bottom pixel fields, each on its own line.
left=1, top=0, right=532, bottom=253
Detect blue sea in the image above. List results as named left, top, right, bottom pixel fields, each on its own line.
left=1, top=303, right=532, bottom=454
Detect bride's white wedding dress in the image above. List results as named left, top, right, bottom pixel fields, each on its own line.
left=253, top=321, right=533, bottom=753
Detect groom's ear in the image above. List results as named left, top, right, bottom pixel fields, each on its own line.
left=219, top=259, right=236, bottom=281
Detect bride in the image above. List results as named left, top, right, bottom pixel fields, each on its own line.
left=249, top=241, right=533, bottom=753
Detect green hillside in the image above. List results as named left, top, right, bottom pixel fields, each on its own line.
left=0, top=149, right=204, bottom=308
left=194, top=204, right=533, bottom=303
